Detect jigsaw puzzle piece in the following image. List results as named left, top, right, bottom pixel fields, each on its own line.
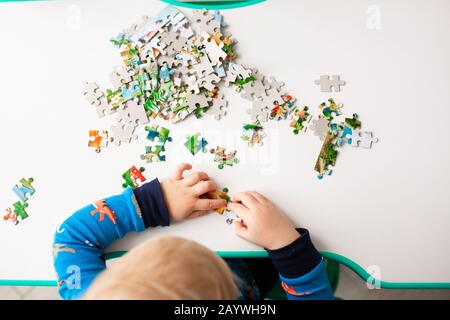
left=346, top=130, right=379, bottom=148
left=314, top=75, right=345, bottom=92
left=144, top=125, right=172, bottom=144
left=110, top=124, right=138, bottom=146
left=88, top=130, right=109, bottom=153
left=185, top=132, right=208, bottom=155
left=140, top=145, right=166, bottom=163
left=3, top=208, right=18, bottom=225
left=241, top=122, right=265, bottom=147
left=121, top=166, right=146, bottom=189
left=290, top=106, right=311, bottom=134
left=12, top=201, right=29, bottom=221
left=12, top=178, right=35, bottom=202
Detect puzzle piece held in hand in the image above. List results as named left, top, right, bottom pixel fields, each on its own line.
left=204, top=187, right=230, bottom=215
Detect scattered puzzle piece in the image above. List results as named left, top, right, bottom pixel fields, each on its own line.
left=110, top=123, right=138, bottom=146
left=121, top=166, right=146, bottom=189
left=88, top=130, right=109, bottom=153
left=346, top=130, right=379, bottom=148
left=12, top=178, right=35, bottom=202
left=290, top=106, right=311, bottom=134
left=144, top=125, right=172, bottom=144
left=210, top=146, right=239, bottom=169
left=310, top=117, right=330, bottom=141
left=314, top=75, right=345, bottom=92
left=314, top=132, right=338, bottom=179
left=140, top=145, right=166, bottom=162
left=241, top=121, right=266, bottom=147
left=185, top=132, right=208, bottom=155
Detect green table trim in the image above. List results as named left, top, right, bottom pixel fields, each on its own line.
left=161, top=0, right=266, bottom=10
left=0, top=0, right=266, bottom=9
left=1, top=250, right=449, bottom=288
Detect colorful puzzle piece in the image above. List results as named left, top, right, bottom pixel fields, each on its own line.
left=144, top=125, right=173, bottom=144
left=241, top=122, right=266, bottom=147
left=140, top=145, right=166, bottom=163
left=12, top=178, right=35, bottom=202
left=210, top=146, right=239, bottom=169
left=184, top=132, right=208, bottom=155
left=88, top=130, right=109, bottom=153
left=121, top=166, right=146, bottom=189
left=290, top=106, right=311, bottom=134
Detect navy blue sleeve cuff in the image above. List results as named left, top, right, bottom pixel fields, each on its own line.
left=266, top=228, right=322, bottom=279
left=133, top=178, right=170, bottom=228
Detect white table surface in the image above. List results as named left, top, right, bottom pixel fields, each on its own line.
left=0, top=0, right=449, bottom=285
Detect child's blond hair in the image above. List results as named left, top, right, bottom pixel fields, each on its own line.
left=84, top=236, right=238, bottom=299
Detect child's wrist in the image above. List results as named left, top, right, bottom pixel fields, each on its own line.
left=266, top=228, right=301, bottom=250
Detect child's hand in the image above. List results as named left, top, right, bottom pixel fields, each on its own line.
left=161, top=163, right=227, bottom=221
left=227, top=191, right=300, bottom=250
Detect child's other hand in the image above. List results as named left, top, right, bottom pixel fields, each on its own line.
left=161, top=163, right=227, bottom=221
left=227, top=191, right=300, bottom=250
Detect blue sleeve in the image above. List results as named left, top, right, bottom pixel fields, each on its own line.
left=267, top=228, right=334, bottom=300
left=52, top=179, right=169, bottom=300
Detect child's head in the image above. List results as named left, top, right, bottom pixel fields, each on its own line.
left=84, top=236, right=238, bottom=300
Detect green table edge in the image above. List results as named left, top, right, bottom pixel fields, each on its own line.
left=0, top=0, right=266, bottom=10
left=1, top=251, right=449, bottom=288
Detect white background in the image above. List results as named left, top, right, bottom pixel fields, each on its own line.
left=0, top=0, right=449, bottom=283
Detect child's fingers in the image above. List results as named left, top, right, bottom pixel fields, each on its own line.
left=188, top=210, right=210, bottom=219
left=227, top=202, right=250, bottom=221
left=232, top=192, right=259, bottom=209
left=191, top=180, right=217, bottom=195
left=171, top=163, right=192, bottom=180
left=183, top=171, right=209, bottom=186
left=247, top=191, right=267, bottom=204
left=193, top=199, right=227, bottom=211
left=234, top=220, right=248, bottom=238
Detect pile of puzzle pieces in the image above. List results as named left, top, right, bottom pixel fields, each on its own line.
left=83, top=6, right=239, bottom=153
left=3, top=178, right=36, bottom=225
left=82, top=5, right=378, bottom=184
